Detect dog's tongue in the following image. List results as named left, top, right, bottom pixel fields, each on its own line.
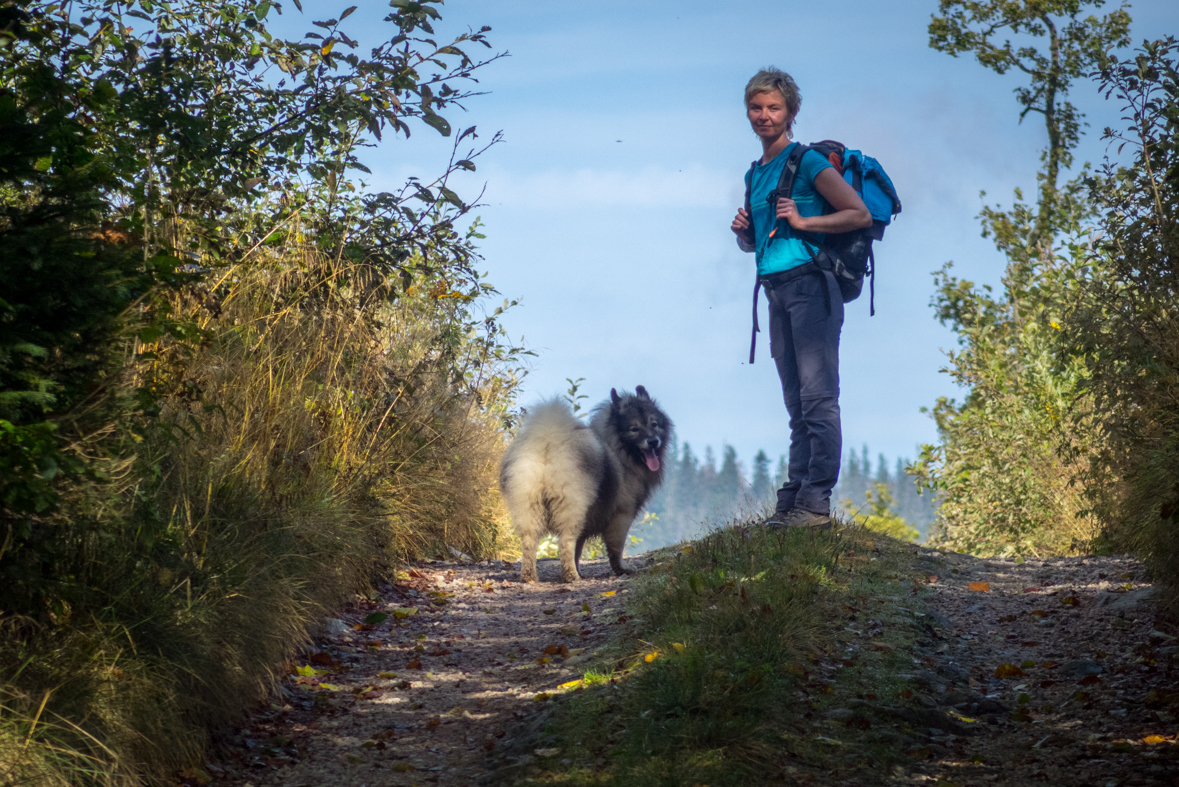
left=643, top=449, right=660, bottom=472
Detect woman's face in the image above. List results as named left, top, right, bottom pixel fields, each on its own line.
left=747, top=89, right=791, bottom=141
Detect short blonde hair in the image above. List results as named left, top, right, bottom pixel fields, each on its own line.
left=744, top=67, right=802, bottom=132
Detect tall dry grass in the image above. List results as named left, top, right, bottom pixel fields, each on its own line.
left=0, top=244, right=522, bottom=785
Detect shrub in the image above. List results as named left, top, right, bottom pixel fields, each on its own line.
left=0, top=1, right=524, bottom=783
left=1063, top=38, right=1179, bottom=613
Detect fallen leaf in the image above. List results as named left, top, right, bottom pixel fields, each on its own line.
left=681, top=546, right=694, bottom=555
left=533, top=693, right=553, bottom=702
left=425, top=717, right=441, bottom=729
left=1039, top=680, right=1056, bottom=688
left=600, top=590, right=617, bottom=598
left=1077, top=675, right=1101, bottom=686
left=1023, top=587, right=1041, bottom=593
left=1021, top=660, right=1037, bottom=668
left=969, top=582, right=991, bottom=592
left=309, top=652, right=334, bottom=666
left=559, top=679, right=582, bottom=690
left=534, top=747, right=560, bottom=756
left=1061, top=596, right=1079, bottom=606
left=318, top=682, right=342, bottom=691
left=1144, top=735, right=1168, bottom=745
left=406, top=659, right=422, bottom=670
left=672, top=642, right=686, bottom=653
left=644, top=651, right=659, bottom=663
left=542, top=609, right=556, bottom=615
left=365, top=612, right=388, bottom=625
left=393, top=607, right=418, bottom=619
left=378, top=671, right=398, bottom=679
left=871, top=641, right=894, bottom=652
left=994, top=664, right=1027, bottom=678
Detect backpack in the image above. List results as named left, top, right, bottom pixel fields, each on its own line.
left=743, top=140, right=902, bottom=314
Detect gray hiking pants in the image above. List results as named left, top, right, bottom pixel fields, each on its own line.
left=764, top=268, right=843, bottom=516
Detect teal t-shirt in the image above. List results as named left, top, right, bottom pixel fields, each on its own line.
left=745, top=143, right=833, bottom=275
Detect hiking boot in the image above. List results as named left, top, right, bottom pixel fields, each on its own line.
left=765, top=508, right=832, bottom=531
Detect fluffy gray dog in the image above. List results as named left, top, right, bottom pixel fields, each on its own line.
left=499, top=386, right=671, bottom=583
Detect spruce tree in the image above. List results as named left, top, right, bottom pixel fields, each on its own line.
left=751, top=450, right=773, bottom=502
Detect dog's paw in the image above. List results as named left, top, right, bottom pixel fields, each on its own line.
left=520, top=570, right=539, bottom=583
left=612, top=561, right=636, bottom=576
left=560, top=568, right=580, bottom=583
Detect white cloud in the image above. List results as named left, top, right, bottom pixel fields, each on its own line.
left=478, top=164, right=733, bottom=210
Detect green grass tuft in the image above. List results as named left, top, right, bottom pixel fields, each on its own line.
left=514, top=518, right=930, bottom=786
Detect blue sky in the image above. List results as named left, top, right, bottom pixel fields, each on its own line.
left=304, top=0, right=1179, bottom=473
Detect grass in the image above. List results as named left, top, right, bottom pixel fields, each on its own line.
left=0, top=248, right=522, bottom=786
left=508, top=516, right=934, bottom=786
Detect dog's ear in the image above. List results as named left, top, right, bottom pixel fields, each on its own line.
left=635, top=385, right=650, bottom=400
left=610, top=388, right=621, bottom=407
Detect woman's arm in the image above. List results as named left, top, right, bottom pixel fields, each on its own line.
left=776, top=167, right=872, bottom=233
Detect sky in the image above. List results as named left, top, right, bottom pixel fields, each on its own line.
left=294, top=0, right=1179, bottom=474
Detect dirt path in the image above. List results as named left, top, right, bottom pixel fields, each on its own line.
left=199, top=548, right=1178, bottom=787
left=203, top=557, right=639, bottom=787
left=893, top=550, right=1178, bottom=786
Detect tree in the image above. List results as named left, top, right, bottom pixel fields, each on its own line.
left=751, top=449, right=773, bottom=501
left=710, top=444, right=743, bottom=515
left=1062, top=38, right=1179, bottom=591
left=914, top=0, right=1128, bottom=555
left=1, top=0, right=508, bottom=613
left=930, top=0, right=1130, bottom=243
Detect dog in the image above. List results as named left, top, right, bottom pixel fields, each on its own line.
left=499, top=386, right=671, bottom=583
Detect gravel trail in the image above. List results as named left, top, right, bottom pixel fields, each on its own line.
left=204, top=557, right=638, bottom=787
left=895, top=551, right=1178, bottom=786
left=200, top=549, right=1178, bottom=787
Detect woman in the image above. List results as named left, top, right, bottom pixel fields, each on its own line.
left=730, top=67, right=872, bottom=529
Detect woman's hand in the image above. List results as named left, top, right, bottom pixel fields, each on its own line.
left=775, top=197, right=809, bottom=231
left=731, top=207, right=751, bottom=236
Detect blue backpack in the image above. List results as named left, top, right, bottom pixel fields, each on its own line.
left=743, top=140, right=902, bottom=314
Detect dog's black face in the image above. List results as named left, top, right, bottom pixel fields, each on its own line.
left=608, top=385, right=671, bottom=473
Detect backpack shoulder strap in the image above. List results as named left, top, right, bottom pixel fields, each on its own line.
left=741, top=160, right=757, bottom=244
left=773, top=143, right=808, bottom=202
left=767, top=143, right=812, bottom=243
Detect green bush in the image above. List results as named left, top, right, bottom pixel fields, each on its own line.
left=1063, top=38, right=1179, bottom=614
left=0, top=1, right=523, bottom=784
left=914, top=0, right=1127, bottom=556
left=840, top=483, right=920, bottom=543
